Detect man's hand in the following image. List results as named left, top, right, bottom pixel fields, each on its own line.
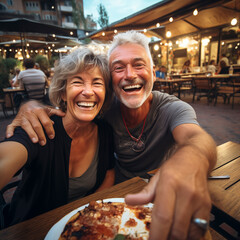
left=6, top=100, right=65, bottom=146
left=125, top=124, right=217, bottom=240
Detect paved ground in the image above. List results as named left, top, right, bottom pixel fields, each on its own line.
left=0, top=93, right=240, bottom=145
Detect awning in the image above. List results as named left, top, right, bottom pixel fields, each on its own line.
left=84, top=0, right=239, bottom=41
left=0, top=18, right=77, bottom=37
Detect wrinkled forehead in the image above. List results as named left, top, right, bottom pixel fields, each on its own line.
left=109, top=43, right=151, bottom=66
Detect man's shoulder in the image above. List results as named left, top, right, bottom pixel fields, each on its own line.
left=152, top=91, right=193, bottom=113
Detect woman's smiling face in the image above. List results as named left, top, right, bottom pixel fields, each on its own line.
left=62, top=67, right=106, bottom=123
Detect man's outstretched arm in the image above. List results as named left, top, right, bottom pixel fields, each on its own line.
left=6, top=100, right=65, bottom=146
left=125, top=124, right=217, bottom=240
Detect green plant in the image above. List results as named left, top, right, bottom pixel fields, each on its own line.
left=0, top=57, right=11, bottom=98
left=3, top=58, right=19, bottom=74
left=49, top=55, right=59, bottom=68
left=35, top=55, right=49, bottom=73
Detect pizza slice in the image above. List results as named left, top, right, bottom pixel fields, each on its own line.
left=59, top=200, right=152, bottom=240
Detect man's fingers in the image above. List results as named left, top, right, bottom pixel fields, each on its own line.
left=46, top=107, right=65, bottom=117
left=187, top=195, right=211, bottom=240
left=39, top=107, right=65, bottom=140
left=20, top=118, right=40, bottom=143
left=6, top=123, right=16, bottom=138
left=21, top=110, right=48, bottom=144
left=149, top=180, right=176, bottom=240
left=125, top=172, right=160, bottom=205
left=5, top=115, right=22, bottom=138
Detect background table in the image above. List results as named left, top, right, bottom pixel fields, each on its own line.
left=3, top=87, right=25, bottom=114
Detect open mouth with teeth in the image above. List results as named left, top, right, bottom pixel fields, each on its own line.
left=123, top=84, right=143, bottom=92
left=77, top=102, right=96, bottom=108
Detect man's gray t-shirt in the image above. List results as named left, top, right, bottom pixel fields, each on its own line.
left=104, top=91, right=199, bottom=183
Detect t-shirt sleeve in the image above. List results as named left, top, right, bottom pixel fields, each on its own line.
left=167, top=101, right=199, bottom=132
left=3, top=127, right=39, bottom=167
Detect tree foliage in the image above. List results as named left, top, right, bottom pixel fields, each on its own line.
left=71, top=0, right=86, bottom=29
left=97, top=4, right=109, bottom=28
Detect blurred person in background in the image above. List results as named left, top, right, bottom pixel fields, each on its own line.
left=181, top=60, right=191, bottom=73
left=207, top=60, right=216, bottom=75
left=220, top=53, right=229, bottom=66
left=11, top=68, right=21, bottom=87
left=217, top=60, right=229, bottom=74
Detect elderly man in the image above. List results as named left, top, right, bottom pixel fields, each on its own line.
left=6, top=31, right=216, bottom=240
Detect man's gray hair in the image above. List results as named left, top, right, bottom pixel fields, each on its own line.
left=49, top=47, right=112, bottom=112
left=108, top=30, right=153, bottom=67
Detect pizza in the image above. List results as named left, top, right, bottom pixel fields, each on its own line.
left=59, top=200, right=152, bottom=240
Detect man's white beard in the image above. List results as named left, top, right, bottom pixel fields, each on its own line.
left=113, top=85, right=152, bottom=109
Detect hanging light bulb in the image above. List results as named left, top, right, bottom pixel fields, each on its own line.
left=231, top=17, right=237, bottom=26
left=156, top=23, right=160, bottom=28
left=154, top=44, right=159, bottom=51
left=169, top=17, right=173, bottom=22
left=193, top=9, right=198, bottom=16
left=166, top=31, right=172, bottom=38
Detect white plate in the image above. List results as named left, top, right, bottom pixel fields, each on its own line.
left=45, top=198, right=153, bottom=240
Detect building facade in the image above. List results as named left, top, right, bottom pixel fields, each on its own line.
left=0, top=0, right=97, bottom=30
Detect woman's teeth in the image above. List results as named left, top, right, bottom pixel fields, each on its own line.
left=77, top=102, right=95, bottom=107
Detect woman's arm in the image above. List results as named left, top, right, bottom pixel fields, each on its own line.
left=0, top=141, right=28, bottom=190
left=95, top=169, right=115, bottom=192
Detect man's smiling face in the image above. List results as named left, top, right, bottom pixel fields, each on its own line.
left=109, top=43, right=155, bottom=109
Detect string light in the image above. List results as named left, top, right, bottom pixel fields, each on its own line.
left=114, top=29, right=118, bottom=33
left=231, top=17, right=237, bottom=26
left=169, top=17, right=173, bottom=22
left=156, top=23, right=160, bottom=28
left=193, top=9, right=198, bottom=16
left=102, top=32, right=105, bottom=36
left=166, top=31, right=172, bottom=38
left=154, top=44, right=159, bottom=51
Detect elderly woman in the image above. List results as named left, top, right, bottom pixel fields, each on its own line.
left=0, top=48, right=115, bottom=228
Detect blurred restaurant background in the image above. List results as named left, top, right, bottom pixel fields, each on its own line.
left=0, top=0, right=240, bottom=112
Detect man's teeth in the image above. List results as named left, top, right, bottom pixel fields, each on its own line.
left=123, top=84, right=141, bottom=90
left=77, top=102, right=95, bottom=107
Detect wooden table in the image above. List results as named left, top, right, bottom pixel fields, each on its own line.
left=157, top=78, right=192, bottom=98
left=3, top=87, right=25, bottom=114
left=0, top=141, right=239, bottom=240
left=208, top=141, right=240, bottom=239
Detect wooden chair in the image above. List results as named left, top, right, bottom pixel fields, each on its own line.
left=152, top=81, right=170, bottom=93
left=192, top=77, right=214, bottom=104
left=0, top=98, right=7, bottom=118
left=0, top=172, right=22, bottom=230
left=214, top=78, right=240, bottom=109
left=23, top=82, right=46, bottom=101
